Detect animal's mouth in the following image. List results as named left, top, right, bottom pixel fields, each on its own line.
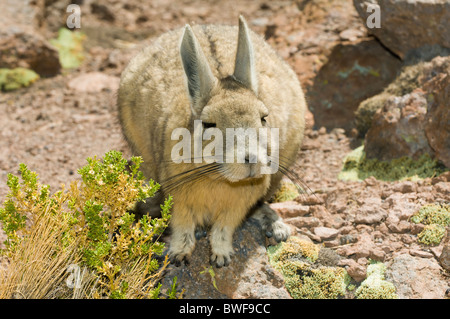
left=219, top=162, right=267, bottom=183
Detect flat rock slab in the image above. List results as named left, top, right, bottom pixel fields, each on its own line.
left=161, top=218, right=291, bottom=299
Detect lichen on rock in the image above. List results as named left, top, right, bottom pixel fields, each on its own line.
left=411, top=203, right=450, bottom=245
left=355, top=262, right=398, bottom=299
left=268, top=237, right=350, bottom=299
left=271, top=179, right=300, bottom=203
left=338, top=145, right=447, bottom=182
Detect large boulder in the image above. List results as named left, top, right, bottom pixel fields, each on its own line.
left=423, top=57, right=450, bottom=168
left=353, top=0, right=450, bottom=59
left=0, top=28, right=61, bottom=77
left=364, top=91, right=433, bottom=161
left=385, top=254, right=448, bottom=299
left=307, top=39, right=401, bottom=132
left=0, top=0, right=61, bottom=77
left=362, top=55, right=450, bottom=168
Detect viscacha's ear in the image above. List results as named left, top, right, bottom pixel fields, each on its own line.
left=180, top=25, right=216, bottom=116
left=233, top=15, right=258, bottom=95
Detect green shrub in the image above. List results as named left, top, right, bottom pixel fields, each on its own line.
left=0, top=151, right=178, bottom=299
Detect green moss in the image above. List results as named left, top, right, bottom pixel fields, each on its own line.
left=354, top=93, right=390, bottom=136
left=338, top=145, right=447, bottom=182
left=411, top=203, right=450, bottom=246
left=0, top=68, right=39, bottom=91
left=384, top=63, right=425, bottom=97
left=268, top=237, right=350, bottom=299
left=271, top=180, right=300, bottom=203
left=281, top=261, right=349, bottom=299
left=268, top=236, right=320, bottom=264
left=411, top=203, right=450, bottom=226
left=50, top=28, right=86, bottom=69
left=355, top=262, right=398, bottom=299
left=417, top=224, right=446, bottom=246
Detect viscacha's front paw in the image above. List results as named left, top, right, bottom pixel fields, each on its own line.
left=210, top=252, right=231, bottom=268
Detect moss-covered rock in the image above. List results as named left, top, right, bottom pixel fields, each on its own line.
left=268, top=237, right=350, bottom=299
left=411, top=203, right=450, bottom=246
left=355, top=62, right=426, bottom=136
left=354, top=93, right=390, bottom=136
left=338, top=145, right=447, bottom=182
left=268, top=236, right=320, bottom=264
left=271, top=180, right=300, bottom=203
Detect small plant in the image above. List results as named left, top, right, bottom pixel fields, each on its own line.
left=50, top=28, right=86, bottom=69
left=271, top=180, right=300, bottom=203
left=0, top=68, right=39, bottom=91
left=411, top=203, right=450, bottom=246
left=355, top=261, right=397, bottom=299
left=268, top=237, right=349, bottom=299
left=0, top=150, right=178, bottom=299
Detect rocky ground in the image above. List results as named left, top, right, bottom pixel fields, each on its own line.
left=0, top=0, right=449, bottom=298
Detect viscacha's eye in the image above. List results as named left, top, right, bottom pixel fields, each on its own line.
left=203, top=122, right=216, bottom=128
left=261, top=116, right=267, bottom=124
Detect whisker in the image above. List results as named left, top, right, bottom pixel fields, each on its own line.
left=162, top=163, right=223, bottom=193
left=267, top=154, right=316, bottom=198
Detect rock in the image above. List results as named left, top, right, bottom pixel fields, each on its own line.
left=364, top=91, right=433, bottom=161
left=339, top=28, right=365, bottom=42
left=386, top=217, right=411, bottom=234
left=353, top=0, right=450, bottom=59
left=409, top=249, right=433, bottom=259
left=392, top=181, right=417, bottom=194
left=160, top=218, right=291, bottom=299
left=439, top=232, right=450, bottom=271
left=285, top=216, right=320, bottom=229
left=354, top=92, right=391, bottom=136
left=307, top=39, right=401, bottom=132
left=423, top=57, right=450, bottom=168
left=434, top=182, right=450, bottom=196
left=355, top=198, right=387, bottom=224
left=296, top=194, right=324, bottom=206
left=338, top=258, right=367, bottom=282
left=0, top=27, right=61, bottom=77
left=67, top=72, right=120, bottom=93
left=361, top=56, right=450, bottom=167
left=385, top=254, right=448, bottom=299
left=91, top=3, right=116, bottom=22
left=313, top=226, right=339, bottom=241
left=0, top=0, right=61, bottom=77
left=354, top=61, right=426, bottom=136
